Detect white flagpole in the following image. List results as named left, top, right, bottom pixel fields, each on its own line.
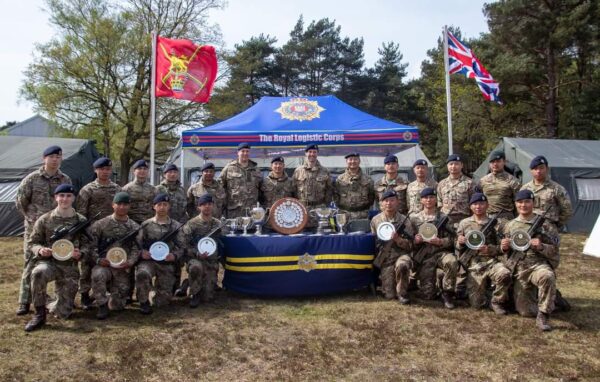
left=443, top=25, right=454, bottom=156
left=150, top=31, right=158, bottom=185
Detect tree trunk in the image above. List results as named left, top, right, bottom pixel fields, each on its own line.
left=545, top=45, right=558, bottom=138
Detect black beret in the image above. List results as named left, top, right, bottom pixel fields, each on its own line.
left=113, top=192, right=131, bottom=204
left=420, top=187, right=437, bottom=198
left=271, top=156, right=284, bottom=164
left=163, top=163, right=178, bottom=173
left=201, top=162, right=215, bottom=172
left=384, top=155, right=398, bottom=165
left=93, top=157, right=112, bottom=169
left=305, top=144, right=319, bottom=152
left=153, top=193, right=170, bottom=204
left=196, top=193, right=213, bottom=206
left=446, top=154, right=462, bottom=163
left=344, top=152, right=360, bottom=159
left=413, top=159, right=427, bottom=167
left=469, top=193, right=488, bottom=205
left=530, top=155, right=548, bottom=169
left=380, top=189, right=398, bottom=201
left=43, top=145, right=62, bottom=157
left=132, top=159, right=148, bottom=169
left=54, top=184, right=75, bottom=195
left=237, top=142, right=251, bottom=151
left=490, top=150, right=505, bottom=161
left=515, top=189, right=534, bottom=201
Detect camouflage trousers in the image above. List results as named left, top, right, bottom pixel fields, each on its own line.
left=31, top=260, right=79, bottom=319
left=79, top=260, right=93, bottom=295
left=513, top=263, right=556, bottom=317
left=380, top=254, right=412, bottom=299
left=447, top=215, right=468, bottom=296
left=135, top=260, right=176, bottom=307
left=91, top=266, right=130, bottom=310
left=17, top=221, right=34, bottom=305
left=416, top=251, right=458, bottom=299
left=466, top=260, right=511, bottom=309
left=187, top=258, right=219, bottom=302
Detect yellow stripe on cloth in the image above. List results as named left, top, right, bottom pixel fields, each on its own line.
left=225, top=254, right=374, bottom=263
left=225, top=263, right=373, bottom=272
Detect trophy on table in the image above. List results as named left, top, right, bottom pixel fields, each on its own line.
left=250, top=202, right=267, bottom=236
left=310, top=207, right=338, bottom=235
left=241, top=216, right=253, bottom=236
left=335, top=212, right=348, bottom=234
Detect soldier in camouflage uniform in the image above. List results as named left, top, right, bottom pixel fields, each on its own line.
left=156, top=163, right=188, bottom=223
left=501, top=189, right=560, bottom=331
left=293, top=144, right=333, bottom=227
left=89, top=192, right=141, bottom=319
left=476, top=151, right=521, bottom=220
left=122, top=159, right=157, bottom=224
left=179, top=193, right=222, bottom=307
left=219, top=143, right=263, bottom=218
left=24, top=184, right=87, bottom=332
left=375, top=154, right=408, bottom=215
left=456, top=193, right=511, bottom=314
left=335, top=153, right=375, bottom=221
left=260, top=156, right=295, bottom=209
left=187, top=162, right=226, bottom=219
left=135, top=194, right=182, bottom=314
left=75, top=157, right=120, bottom=309
left=15, top=145, right=72, bottom=316
left=407, top=159, right=437, bottom=217
left=437, top=154, right=475, bottom=227
left=370, top=190, right=415, bottom=304
left=410, top=188, right=459, bottom=309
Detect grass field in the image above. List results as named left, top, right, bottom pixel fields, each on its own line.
left=1, top=234, right=599, bottom=381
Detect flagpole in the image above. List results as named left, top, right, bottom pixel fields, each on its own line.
left=150, top=31, right=158, bottom=185
left=443, top=25, right=453, bottom=156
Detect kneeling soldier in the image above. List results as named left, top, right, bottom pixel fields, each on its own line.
left=456, top=193, right=511, bottom=314
left=180, top=193, right=222, bottom=307
left=135, top=194, right=182, bottom=314
left=25, top=184, right=88, bottom=332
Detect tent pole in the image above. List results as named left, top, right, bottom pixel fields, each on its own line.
left=443, top=25, right=453, bottom=156
left=180, top=145, right=185, bottom=186
left=150, top=31, right=158, bottom=185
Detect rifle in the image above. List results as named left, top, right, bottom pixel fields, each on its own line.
left=50, top=212, right=100, bottom=242
left=373, top=214, right=412, bottom=269
left=412, top=208, right=453, bottom=266
left=457, top=209, right=503, bottom=269
left=143, top=223, right=183, bottom=250
left=97, top=226, right=143, bottom=259
left=506, top=205, right=552, bottom=273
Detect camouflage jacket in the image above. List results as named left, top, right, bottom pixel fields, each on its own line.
left=370, top=211, right=415, bottom=268
left=477, top=171, right=521, bottom=215
left=187, top=177, right=226, bottom=218
left=407, top=178, right=438, bottom=216
left=88, top=214, right=141, bottom=266
left=375, top=174, right=409, bottom=214
left=502, top=215, right=559, bottom=270
left=137, top=217, right=183, bottom=261
left=335, top=169, right=375, bottom=212
left=156, top=180, right=188, bottom=223
left=16, top=167, right=72, bottom=223
left=219, top=160, right=262, bottom=212
left=293, top=160, right=333, bottom=208
left=521, top=179, right=573, bottom=227
left=179, top=215, right=222, bottom=259
left=455, top=215, right=502, bottom=264
left=437, top=175, right=474, bottom=218
left=410, top=210, right=454, bottom=263
left=260, top=171, right=295, bottom=208
left=76, top=179, right=121, bottom=222
left=122, top=180, right=157, bottom=224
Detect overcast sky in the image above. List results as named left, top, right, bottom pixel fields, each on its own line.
left=0, top=0, right=491, bottom=125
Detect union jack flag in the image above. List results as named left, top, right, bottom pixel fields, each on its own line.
left=447, top=31, right=502, bottom=104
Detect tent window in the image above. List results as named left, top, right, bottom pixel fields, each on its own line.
left=0, top=182, right=20, bottom=203
left=575, top=178, right=600, bottom=201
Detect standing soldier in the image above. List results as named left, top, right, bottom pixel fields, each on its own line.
left=219, top=143, right=262, bottom=218
left=375, top=154, right=408, bottom=214
left=501, top=189, right=560, bottom=331
left=180, top=194, right=222, bottom=307
left=24, top=184, right=87, bottom=332
left=75, top=157, right=120, bottom=310
left=122, top=159, right=157, bottom=224
left=334, top=153, right=375, bottom=221
left=156, top=163, right=188, bottom=223
left=407, top=159, right=437, bottom=216
left=15, top=145, right=72, bottom=316
left=370, top=190, right=415, bottom=304
left=187, top=162, right=226, bottom=219
left=437, top=154, right=475, bottom=226
left=260, top=156, right=295, bottom=209
left=477, top=151, right=521, bottom=220
left=89, top=192, right=141, bottom=320
left=135, top=194, right=182, bottom=315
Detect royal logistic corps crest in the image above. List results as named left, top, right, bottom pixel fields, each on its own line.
left=275, top=98, right=325, bottom=122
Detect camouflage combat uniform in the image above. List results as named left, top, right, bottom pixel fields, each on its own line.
left=219, top=160, right=262, bottom=218
left=503, top=216, right=559, bottom=317
left=437, top=175, right=475, bottom=226
left=335, top=169, right=375, bottom=220
left=135, top=217, right=183, bottom=307
left=15, top=167, right=71, bottom=306
left=477, top=171, right=521, bottom=220
left=89, top=215, right=140, bottom=310
left=122, top=179, right=157, bottom=224
left=28, top=208, right=87, bottom=318
left=157, top=180, right=188, bottom=223
left=293, top=160, right=333, bottom=227
left=260, top=171, right=295, bottom=209
left=456, top=216, right=511, bottom=309
left=370, top=212, right=415, bottom=299
left=407, top=179, right=438, bottom=216
left=375, top=175, right=408, bottom=215
left=187, top=177, right=226, bottom=219
left=521, top=179, right=573, bottom=230
left=179, top=215, right=222, bottom=302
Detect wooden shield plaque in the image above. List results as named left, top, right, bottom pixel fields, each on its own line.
left=268, top=197, right=308, bottom=235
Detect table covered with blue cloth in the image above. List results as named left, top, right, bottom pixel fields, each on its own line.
left=222, top=233, right=376, bottom=296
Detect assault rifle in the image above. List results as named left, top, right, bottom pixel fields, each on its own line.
left=97, top=226, right=143, bottom=259
left=412, top=208, right=454, bottom=266
left=506, top=205, right=552, bottom=273
left=457, top=209, right=504, bottom=269
left=50, top=212, right=100, bottom=242
left=373, top=215, right=413, bottom=269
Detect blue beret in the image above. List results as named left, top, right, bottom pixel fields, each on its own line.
left=153, top=193, right=170, bottom=204
left=43, top=145, right=62, bottom=157
left=490, top=150, right=505, bottom=161
left=196, top=193, right=213, bottom=206
left=420, top=187, right=437, bottom=198
left=132, top=159, right=148, bottom=169
left=344, top=152, right=360, bottom=159
left=237, top=142, right=251, bottom=151
left=530, top=155, right=548, bottom=169
left=163, top=163, right=178, bottom=173
left=93, top=157, right=112, bottom=169
left=447, top=154, right=462, bottom=163
left=384, top=155, right=398, bottom=165
left=469, top=193, right=488, bottom=205
left=380, top=189, right=398, bottom=201
left=271, top=156, right=284, bottom=164
left=515, top=189, right=534, bottom=201
left=54, top=184, right=75, bottom=195
left=113, top=192, right=130, bottom=204
left=201, top=162, right=215, bottom=172
left=305, top=144, right=319, bottom=152
left=413, top=159, right=427, bottom=167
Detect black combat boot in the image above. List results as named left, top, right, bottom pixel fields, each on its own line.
left=189, top=294, right=202, bottom=308
left=441, top=292, right=456, bottom=310
left=24, top=306, right=46, bottom=332
left=398, top=295, right=410, bottom=305
left=16, top=303, right=30, bottom=316
left=139, top=301, right=153, bottom=315
left=491, top=302, right=507, bottom=315
left=536, top=312, right=552, bottom=332
left=96, top=303, right=109, bottom=320
left=554, top=290, right=571, bottom=312
left=81, top=293, right=94, bottom=311
left=175, top=279, right=189, bottom=297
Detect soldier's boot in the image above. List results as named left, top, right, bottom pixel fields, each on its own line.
left=536, top=312, right=552, bottom=332
left=189, top=294, right=202, bottom=309
left=175, top=279, right=189, bottom=297
left=441, top=292, right=456, bottom=310
left=81, top=293, right=94, bottom=311
left=555, top=290, right=571, bottom=312
left=16, top=303, right=30, bottom=316
left=139, top=301, right=153, bottom=315
left=24, top=306, right=46, bottom=332
left=398, top=295, right=410, bottom=305
left=491, top=302, right=507, bottom=315
left=96, top=304, right=109, bottom=320
left=455, top=289, right=468, bottom=301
